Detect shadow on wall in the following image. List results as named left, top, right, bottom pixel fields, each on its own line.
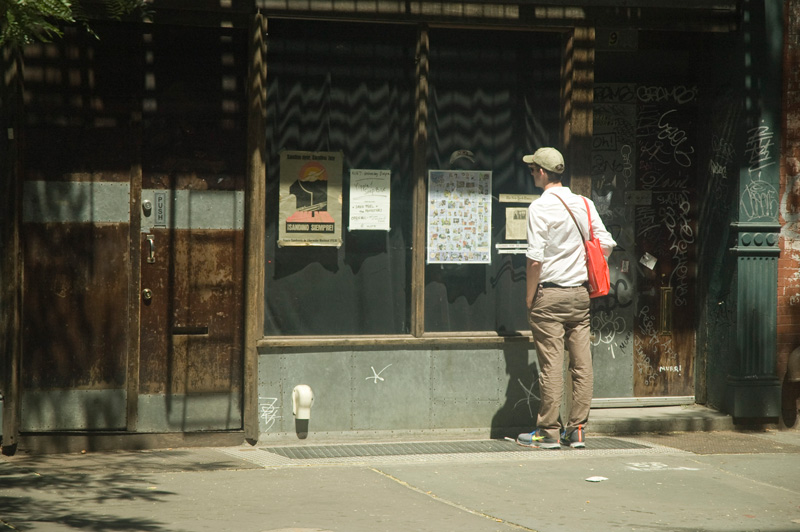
left=491, top=348, right=540, bottom=439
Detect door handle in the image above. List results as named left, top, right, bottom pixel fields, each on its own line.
left=146, top=234, right=155, bottom=263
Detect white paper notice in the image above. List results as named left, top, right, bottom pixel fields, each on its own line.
left=349, top=169, right=391, bottom=231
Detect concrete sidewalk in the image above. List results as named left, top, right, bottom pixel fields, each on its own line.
left=1, top=421, right=799, bottom=532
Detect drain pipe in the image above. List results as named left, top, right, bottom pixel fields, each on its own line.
left=787, top=347, right=800, bottom=383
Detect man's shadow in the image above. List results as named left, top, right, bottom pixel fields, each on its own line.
left=491, top=346, right=541, bottom=439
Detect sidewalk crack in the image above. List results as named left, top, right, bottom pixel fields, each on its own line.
left=369, top=467, right=540, bottom=532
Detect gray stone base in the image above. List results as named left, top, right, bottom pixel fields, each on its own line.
left=725, top=376, right=782, bottom=419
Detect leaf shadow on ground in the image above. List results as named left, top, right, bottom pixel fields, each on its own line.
left=0, top=449, right=255, bottom=531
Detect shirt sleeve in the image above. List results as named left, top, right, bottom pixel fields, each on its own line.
left=588, top=200, right=616, bottom=258
left=526, top=201, right=548, bottom=262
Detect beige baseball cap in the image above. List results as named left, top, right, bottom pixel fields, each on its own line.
left=522, top=147, right=565, bottom=174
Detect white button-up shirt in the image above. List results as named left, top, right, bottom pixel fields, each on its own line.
left=526, top=187, right=616, bottom=287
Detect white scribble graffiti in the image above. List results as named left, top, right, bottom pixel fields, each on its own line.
left=741, top=125, right=779, bottom=221
left=658, top=191, right=694, bottom=306
left=741, top=180, right=779, bottom=220
left=591, top=310, right=626, bottom=347
left=745, top=125, right=776, bottom=175
left=636, top=85, right=697, bottom=105
left=627, top=462, right=699, bottom=472
left=366, top=364, right=392, bottom=384
left=258, top=396, right=280, bottom=432
left=636, top=305, right=680, bottom=387
left=620, top=144, right=634, bottom=185
left=514, top=378, right=540, bottom=419
left=712, top=134, right=735, bottom=165
left=707, top=134, right=735, bottom=223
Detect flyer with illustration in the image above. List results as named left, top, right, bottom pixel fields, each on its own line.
left=278, top=150, right=343, bottom=247
left=426, top=170, right=492, bottom=264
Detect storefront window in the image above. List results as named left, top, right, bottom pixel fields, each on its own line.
left=263, top=20, right=561, bottom=336
left=424, top=28, right=562, bottom=332
left=264, top=20, right=416, bottom=335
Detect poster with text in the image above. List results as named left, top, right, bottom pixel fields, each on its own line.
left=349, top=169, right=391, bottom=231
left=427, top=170, right=492, bottom=264
left=278, top=150, right=343, bottom=247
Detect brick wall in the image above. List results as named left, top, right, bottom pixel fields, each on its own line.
left=780, top=0, right=800, bottom=426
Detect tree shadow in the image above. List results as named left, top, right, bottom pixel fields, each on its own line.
left=0, top=449, right=254, bottom=531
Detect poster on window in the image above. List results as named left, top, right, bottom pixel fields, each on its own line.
left=426, top=170, right=492, bottom=264
left=278, top=150, right=343, bottom=247
left=349, top=169, right=391, bottom=231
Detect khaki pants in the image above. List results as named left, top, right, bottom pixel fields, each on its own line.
left=527, top=285, right=593, bottom=440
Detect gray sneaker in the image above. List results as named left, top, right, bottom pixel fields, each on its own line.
left=517, top=429, right=560, bottom=449
left=560, top=425, right=586, bottom=448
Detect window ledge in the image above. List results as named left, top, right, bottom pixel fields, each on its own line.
left=257, top=331, right=533, bottom=349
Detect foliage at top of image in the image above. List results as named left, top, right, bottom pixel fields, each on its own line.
left=0, top=0, right=150, bottom=48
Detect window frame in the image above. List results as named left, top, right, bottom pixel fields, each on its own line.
left=255, top=21, right=594, bottom=347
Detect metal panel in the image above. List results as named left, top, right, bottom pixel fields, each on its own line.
left=431, top=349, right=505, bottom=431
left=20, top=389, right=126, bottom=431
left=258, top=346, right=544, bottom=436
left=351, top=350, right=432, bottom=431
left=275, top=351, right=355, bottom=433
left=140, top=189, right=245, bottom=231
left=590, top=83, right=637, bottom=400
left=136, top=393, right=242, bottom=432
left=431, top=349, right=504, bottom=402
left=23, top=181, right=130, bottom=224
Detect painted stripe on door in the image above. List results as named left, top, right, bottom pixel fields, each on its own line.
left=23, top=181, right=130, bottom=224
left=141, top=189, right=244, bottom=231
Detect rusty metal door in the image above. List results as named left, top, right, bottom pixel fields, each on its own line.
left=19, top=28, right=137, bottom=432
left=136, top=26, right=247, bottom=432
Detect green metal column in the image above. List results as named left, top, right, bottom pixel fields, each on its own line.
left=726, top=0, right=782, bottom=419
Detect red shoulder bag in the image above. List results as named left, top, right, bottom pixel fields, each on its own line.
left=554, top=195, right=610, bottom=298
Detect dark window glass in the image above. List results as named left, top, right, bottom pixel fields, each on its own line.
left=264, top=20, right=416, bottom=335
left=263, top=21, right=562, bottom=336
left=424, top=28, right=562, bottom=333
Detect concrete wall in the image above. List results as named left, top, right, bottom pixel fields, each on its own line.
left=257, top=344, right=541, bottom=440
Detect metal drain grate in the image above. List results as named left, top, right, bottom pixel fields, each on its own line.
left=262, top=438, right=648, bottom=460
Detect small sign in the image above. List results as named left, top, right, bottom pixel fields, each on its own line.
left=349, top=169, right=391, bottom=231
left=505, top=207, right=528, bottom=241
left=496, top=243, right=527, bottom=255
left=499, top=193, right=539, bottom=204
left=154, top=191, right=167, bottom=227
left=596, top=28, right=638, bottom=51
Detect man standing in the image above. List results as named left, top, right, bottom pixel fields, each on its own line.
left=518, top=147, right=616, bottom=449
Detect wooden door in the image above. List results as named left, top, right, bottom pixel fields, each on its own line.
left=136, top=25, right=247, bottom=431
left=19, top=28, right=138, bottom=431
left=633, top=86, right=697, bottom=397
